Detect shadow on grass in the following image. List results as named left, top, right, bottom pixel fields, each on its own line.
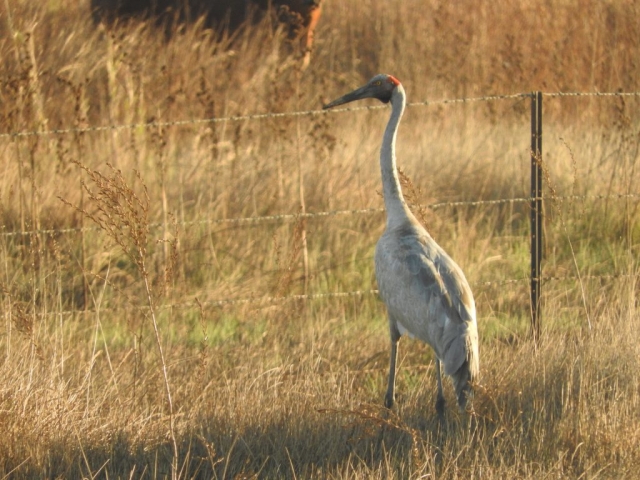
left=6, top=404, right=458, bottom=478
left=5, top=346, right=618, bottom=479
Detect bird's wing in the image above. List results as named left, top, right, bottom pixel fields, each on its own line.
left=408, top=229, right=475, bottom=322
left=414, top=233, right=477, bottom=375
left=377, top=224, right=476, bottom=374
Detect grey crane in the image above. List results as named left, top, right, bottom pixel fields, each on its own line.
left=323, top=74, right=480, bottom=413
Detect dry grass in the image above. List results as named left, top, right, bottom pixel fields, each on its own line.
left=1, top=0, right=640, bottom=478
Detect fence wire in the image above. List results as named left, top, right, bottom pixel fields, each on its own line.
left=543, top=91, right=640, bottom=99
left=2, top=193, right=639, bottom=239
left=4, top=270, right=637, bottom=321
left=0, top=92, right=531, bottom=139
left=2, top=90, right=639, bottom=140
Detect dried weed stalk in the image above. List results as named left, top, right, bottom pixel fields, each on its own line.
left=59, top=160, right=180, bottom=479
left=398, top=167, right=432, bottom=229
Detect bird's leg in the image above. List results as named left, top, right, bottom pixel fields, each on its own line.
left=384, top=322, right=401, bottom=409
left=435, top=358, right=446, bottom=415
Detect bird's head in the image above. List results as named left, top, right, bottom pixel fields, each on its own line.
left=323, top=74, right=401, bottom=109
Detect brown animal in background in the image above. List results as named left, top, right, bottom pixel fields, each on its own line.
left=90, top=0, right=323, bottom=67
left=260, top=0, right=322, bottom=68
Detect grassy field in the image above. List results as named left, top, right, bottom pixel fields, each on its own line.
left=1, top=0, right=640, bottom=478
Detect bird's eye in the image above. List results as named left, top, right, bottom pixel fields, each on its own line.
left=373, top=81, right=381, bottom=86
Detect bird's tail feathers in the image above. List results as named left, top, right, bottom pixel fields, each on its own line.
left=465, top=325, right=480, bottom=384
left=447, top=324, right=479, bottom=410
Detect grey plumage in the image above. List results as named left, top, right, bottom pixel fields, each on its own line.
left=324, top=74, right=479, bottom=413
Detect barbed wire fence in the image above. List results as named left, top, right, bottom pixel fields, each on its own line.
left=3, top=193, right=640, bottom=238
left=2, top=91, right=640, bottom=141
left=2, top=90, right=640, bottom=335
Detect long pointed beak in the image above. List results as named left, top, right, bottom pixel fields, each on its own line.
left=323, top=85, right=372, bottom=109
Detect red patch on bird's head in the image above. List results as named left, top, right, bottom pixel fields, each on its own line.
left=387, top=75, right=401, bottom=86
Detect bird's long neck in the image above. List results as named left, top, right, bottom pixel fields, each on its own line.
left=380, top=86, right=413, bottom=229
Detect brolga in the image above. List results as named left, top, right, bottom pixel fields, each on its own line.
left=323, top=74, right=479, bottom=414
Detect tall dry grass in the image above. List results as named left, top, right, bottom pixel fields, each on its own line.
left=1, top=0, right=640, bottom=478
